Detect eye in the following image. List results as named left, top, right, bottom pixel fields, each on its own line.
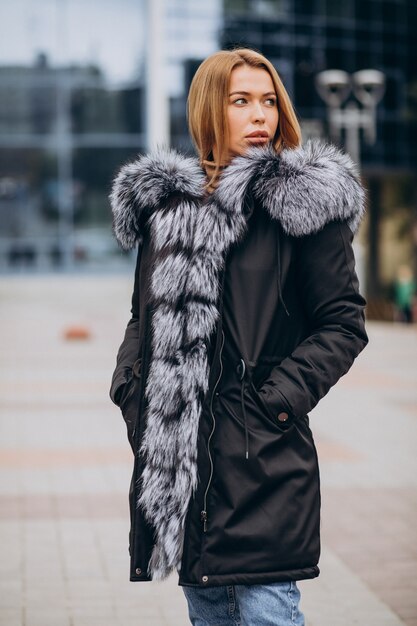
left=266, top=98, right=277, bottom=106
left=233, top=98, right=247, bottom=105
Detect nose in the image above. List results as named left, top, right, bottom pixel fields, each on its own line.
left=251, top=101, right=266, bottom=123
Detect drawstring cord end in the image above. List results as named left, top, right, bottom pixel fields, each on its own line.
left=280, top=293, right=290, bottom=317
left=238, top=358, right=250, bottom=461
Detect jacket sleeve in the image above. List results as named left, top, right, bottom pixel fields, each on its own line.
left=258, top=219, right=369, bottom=420
left=109, top=243, right=142, bottom=406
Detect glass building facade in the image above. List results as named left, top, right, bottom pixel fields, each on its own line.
left=0, top=1, right=148, bottom=270
left=221, top=0, right=416, bottom=172
left=0, top=0, right=415, bottom=299
left=0, top=0, right=221, bottom=271
left=219, top=0, right=416, bottom=303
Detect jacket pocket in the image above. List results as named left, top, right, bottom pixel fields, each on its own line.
left=119, top=358, right=142, bottom=452
left=113, top=367, right=132, bottom=406
left=249, top=378, right=296, bottom=434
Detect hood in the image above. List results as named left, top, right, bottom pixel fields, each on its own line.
left=110, top=138, right=366, bottom=250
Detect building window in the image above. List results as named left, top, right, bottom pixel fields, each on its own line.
left=319, top=0, right=355, bottom=20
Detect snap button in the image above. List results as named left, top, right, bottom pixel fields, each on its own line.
left=215, top=392, right=219, bottom=397
left=277, top=411, right=289, bottom=422
left=135, top=567, right=142, bottom=575
left=202, top=575, right=209, bottom=583
left=236, top=359, right=245, bottom=381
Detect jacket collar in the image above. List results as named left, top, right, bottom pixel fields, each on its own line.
left=110, top=138, right=366, bottom=250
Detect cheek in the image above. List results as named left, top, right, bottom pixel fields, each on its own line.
left=228, top=109, right=245, bottom=138
left=270, top=109, right=279, bottom=130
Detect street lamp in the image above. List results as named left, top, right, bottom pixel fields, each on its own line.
left=145, top=0, right=170, bottom=152
left=315, top=69, right=385, bottom=166
left=315, top=68, right=386, bottom=302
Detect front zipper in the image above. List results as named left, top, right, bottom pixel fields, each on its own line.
left=201, top=328, right=225, bottom=533
left=129, top=304, right=152, bottom=579
left=132, top=306, right=151, bottom=450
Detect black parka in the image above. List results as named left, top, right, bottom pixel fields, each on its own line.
left=109, top=139, right=369, bottom=587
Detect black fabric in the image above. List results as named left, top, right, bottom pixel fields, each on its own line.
left=176, top=211, right=367, bottom=586
left=109, top=230, right=151, bottom=406
left=110, top=193, right=368, bottom=587
left=258, top=220, right=369, bottom=419
left=221, top=197, right=279, bottom=369
left=219, top=197, right=285, bottom=461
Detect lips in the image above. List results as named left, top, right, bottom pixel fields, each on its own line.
left=246, top=131, right=269, bottom=138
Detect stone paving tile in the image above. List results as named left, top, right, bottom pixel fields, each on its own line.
left=0, top=493, right=128, bottom=519
left=0, top=608, right=22, bottom=626
left=24, top=609, right=72, bottom=626
left=317, top=471, right=417, bottom=621
left=1, top=277, right=416, bottom=626
left=0, top=447, right=131, bottom=468
left=0, top=583, right=23, bottom=610
left=298, top=547, right=406, bottom=626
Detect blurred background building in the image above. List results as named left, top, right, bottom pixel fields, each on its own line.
left=0, top=0, right=416, bottom=319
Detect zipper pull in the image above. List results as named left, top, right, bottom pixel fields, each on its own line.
left=201, top=510, right=208, bottom=532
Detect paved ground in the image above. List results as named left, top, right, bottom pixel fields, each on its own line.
left=0, top=274, right=416, bottom=626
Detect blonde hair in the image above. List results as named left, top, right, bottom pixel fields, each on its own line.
left=187, top=47, right=302, bottom=193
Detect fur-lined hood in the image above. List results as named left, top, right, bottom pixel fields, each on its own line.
left=110, top=138, right=366, bottom=250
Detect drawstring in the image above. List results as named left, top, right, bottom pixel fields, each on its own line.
left=226, top=227, right=288, bottom=461
left=237, top=358, right=249, bottom=460
left=276, top=228, right=290, bottom=317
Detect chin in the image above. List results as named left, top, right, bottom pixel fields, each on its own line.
left=227, top=149, right=243, bottom=159
left=231, top=145, right=250, bottom=157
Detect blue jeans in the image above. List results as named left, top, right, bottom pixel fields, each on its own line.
left=182, top=581, right=305, bottom=626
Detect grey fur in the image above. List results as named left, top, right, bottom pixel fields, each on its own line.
left=110, top=145, right=206, bottom=251
left=111, top=138, right=366, bottom=251
left=218, top=139, right=366, bottom=236
left=109, top=139, right=366, bottom=581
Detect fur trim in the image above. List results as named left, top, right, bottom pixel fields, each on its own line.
left=109, top=139, right=366, bottom=581
left=110, top=145, right=206, bottom=250
left=136, top=192, right=246, bottom=581
left=219, top=139, right=366, bottom=236
left=110, top=138, right=366, bottom=250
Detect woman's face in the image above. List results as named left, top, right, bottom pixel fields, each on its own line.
left=225, top=64, right=279, bottom=159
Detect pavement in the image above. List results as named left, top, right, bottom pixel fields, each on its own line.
left=0, top=274, right=416, bottom=626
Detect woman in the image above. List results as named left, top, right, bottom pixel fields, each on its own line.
left=109, top=47, right=368, bottom=625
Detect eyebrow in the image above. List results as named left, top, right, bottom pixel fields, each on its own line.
left=229, top=91, right=276, bottom=96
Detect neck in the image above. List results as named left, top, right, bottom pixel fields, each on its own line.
left=202, top=157, right=229, bottom=194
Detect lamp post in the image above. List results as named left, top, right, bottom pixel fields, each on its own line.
left=55, top=0, right=75, bottom=270
left=145, top=0, right=170, bottom=152
left=315, top=69, right=385, bottom=166
left=315, top=68, right=386, bottom=300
